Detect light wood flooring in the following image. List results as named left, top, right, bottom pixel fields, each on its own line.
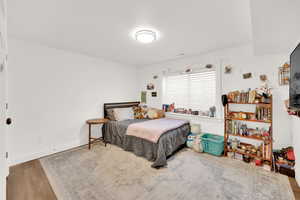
left=7, top=160, right=57, bottom=200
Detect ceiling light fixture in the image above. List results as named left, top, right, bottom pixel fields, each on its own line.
left=135, top=30, right=157, bottom=44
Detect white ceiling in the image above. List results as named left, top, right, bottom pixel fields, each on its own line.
left=250, top=0, right=300, bottom=55
left=8, top=0, right=252, bottom=66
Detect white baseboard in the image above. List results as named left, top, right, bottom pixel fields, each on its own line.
left=9, top=140, right=83, bottom=166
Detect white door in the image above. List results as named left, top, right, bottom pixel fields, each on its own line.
left=0, top=57, right=7, bottom=200
left=0, top=0, right=7, bottom=199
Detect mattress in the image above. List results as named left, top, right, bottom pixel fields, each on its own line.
left=103, top=119, right=190, bottom=168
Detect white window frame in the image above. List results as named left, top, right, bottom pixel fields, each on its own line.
left=162, top=67, right=222, bottom=119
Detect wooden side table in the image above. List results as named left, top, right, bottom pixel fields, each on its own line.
left=86, top=118, right=109, bottom=149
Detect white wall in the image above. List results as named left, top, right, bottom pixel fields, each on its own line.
left=291, top=116, right=300, bottom=184
left=0, top=0, right=8, bottom=199
left=8, top=38, right=138, bottom=165
left=137, top=44, right=292, bottom=149
left=0, top=54, right=7, bottom=200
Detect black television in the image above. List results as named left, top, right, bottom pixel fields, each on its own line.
left=290, top=43, right=300, bottom=109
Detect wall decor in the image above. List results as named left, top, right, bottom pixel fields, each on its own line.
left=153, top=75, right=158, bottom=79
left=205, top=64, right=213, bottom=69
left=185, top=68, right=192, bottom=73
left=147, top=83, right=155, bottom=90
left=278, top=62, right=290, bottom=85
left=260, top=74, right=267, bottom=82
left=141, top=91, right=147, bottom=103
left=224, top=65, right=232, bottom=74
left=243, top=73, right=252, bottom=79
left=151, top=92, right=157, bottom=97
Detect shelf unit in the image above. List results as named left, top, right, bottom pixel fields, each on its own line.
left=226, top=118, right=271, bottom=124
left=227, top=133, right=271, bottom=141
left=224, top=97, right=273, bottom=167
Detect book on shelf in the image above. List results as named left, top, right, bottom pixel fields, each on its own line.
left=227, top=89, right=271, bottom=104
left=255, top=106, right=272, bottom=121
left=227, top=106, right=271, bottom=122
left=228, top=89, right=254, bottom=103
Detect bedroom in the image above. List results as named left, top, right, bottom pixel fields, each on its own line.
left=1, top=0, right=300, bottom=200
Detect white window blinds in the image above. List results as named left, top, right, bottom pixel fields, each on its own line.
left=163, top=70, right=216, bottom=111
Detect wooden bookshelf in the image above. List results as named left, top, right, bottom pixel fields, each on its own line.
left=226, top=118, right=271, bottom=124
left=228, top=102, right=271, bottom=106
left=224, top=96, right=273, bottom=168
left=227, top=149, right=272, bottom=161
left=227, top=133, right=271, bottom=141
left=227, top=149, right=263, bottom=160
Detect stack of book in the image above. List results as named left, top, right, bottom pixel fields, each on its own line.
left=256, top=106, right=271, bottom=121
left=227, top=89, right=257, bottom=103
left=263, top=142, right=272, bottom=161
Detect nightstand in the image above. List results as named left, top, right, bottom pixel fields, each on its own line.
left=86, top=118, right=109, bottom=149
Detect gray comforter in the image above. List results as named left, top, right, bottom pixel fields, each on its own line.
left=103, top=119, right=190, bottom=168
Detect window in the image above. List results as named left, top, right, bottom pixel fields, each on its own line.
left=163, top=70, right=216, bottom=111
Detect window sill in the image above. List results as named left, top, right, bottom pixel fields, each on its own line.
left=165, top=112, right=223, bottom=122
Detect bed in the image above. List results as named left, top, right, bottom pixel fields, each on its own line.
left=102, top=102, right=190, bottom=168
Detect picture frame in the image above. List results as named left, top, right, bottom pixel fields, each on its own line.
left=147, top=83, right=155, bottom=90
left=243, top=73, right=252, bottom=79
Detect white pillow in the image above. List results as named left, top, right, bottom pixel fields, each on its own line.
left=113, top=107, right=134, bottom=121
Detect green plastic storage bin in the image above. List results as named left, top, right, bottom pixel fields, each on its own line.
left=201, top=133, right=224, bottom=156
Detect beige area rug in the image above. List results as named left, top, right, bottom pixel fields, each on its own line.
left=40, top=144, right=295, bottom=200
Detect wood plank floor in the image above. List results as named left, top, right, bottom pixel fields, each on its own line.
left=290, top=177, right=300, bottom=200
left=7, top=159, right=300, bottom=200
left=7, top=160, right=57, bottom=200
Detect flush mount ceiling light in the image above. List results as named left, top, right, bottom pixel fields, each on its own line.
left=134, top=30, right=157, bottom=44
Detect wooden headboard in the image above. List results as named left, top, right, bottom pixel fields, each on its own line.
left=103, top=101, right=140, bottom=118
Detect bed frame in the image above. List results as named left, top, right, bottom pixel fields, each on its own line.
left=103, top=101, right=140, bottom=118
left=102, top=101, right=140, bottom=145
